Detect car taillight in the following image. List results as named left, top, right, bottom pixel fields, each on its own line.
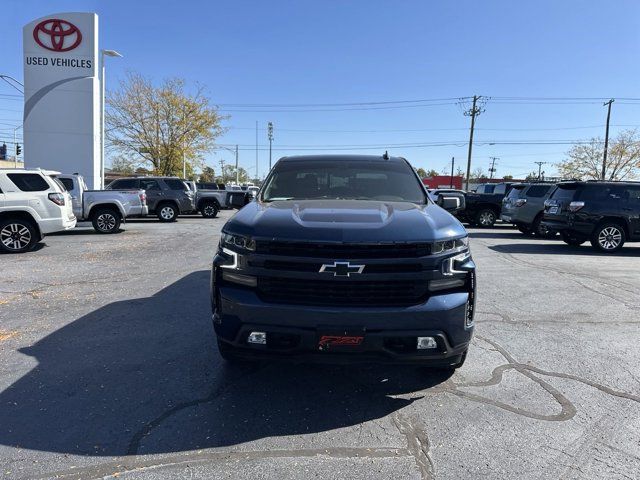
left=48, top=193, right=65, bottom=206
left=515, top=199, right=527, bottom=207
left=139, top=192, right=147, bottom=204
left=569, top=201, right=585, bottom=212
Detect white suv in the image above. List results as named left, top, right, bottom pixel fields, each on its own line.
left=0, top=168, right=77, bottom=253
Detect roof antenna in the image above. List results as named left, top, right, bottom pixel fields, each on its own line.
left=382, top=150, right=389, bottom=160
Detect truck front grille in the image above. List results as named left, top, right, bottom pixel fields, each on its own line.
left=256, top=241, right=431, bottom=258
left=257, top=277, right=428, bottom=307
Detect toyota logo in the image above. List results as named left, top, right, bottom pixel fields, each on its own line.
left=33, top=19, right=82, bottom=52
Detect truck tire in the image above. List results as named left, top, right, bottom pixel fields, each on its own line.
left=590, top=222, right=625, bottom=253
left=0, top=218, right=38, bottom=253
left=201, top=201, right=219, bottom=218
left=217, top=337, right=252, bottom=364
left=475, top=209, right=497, bottom=228
left=91, top=208, right=121, bottom=233
left=434, top=349, right=467, bottom=373
left=532, top=214, right=555, bottom=238
left=561, top=232, right=586, bottom=246
left=157, top=202, right=178, bottom=222
left=517, top=224, right=532, bottom=235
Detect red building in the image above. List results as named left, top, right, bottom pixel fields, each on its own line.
left=421, top=175, right=463, bottom=189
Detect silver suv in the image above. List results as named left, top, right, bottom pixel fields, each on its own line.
left=501, top=183, right=555, bottom=236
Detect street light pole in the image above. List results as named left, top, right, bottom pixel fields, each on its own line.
left=267, top=122, right=274, bottom=170
left=602, top=99, right=615, bottom=180
left=235, top=144, right=239, bottom=184
left=100, top=49, right=122, bottom=189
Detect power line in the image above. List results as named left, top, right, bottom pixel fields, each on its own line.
left=217, top=102, right=459, bottom=113
left=216, top=97, right=467, bottom=107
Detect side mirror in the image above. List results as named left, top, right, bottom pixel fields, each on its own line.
left=437, top=193, right=465, bottom=212
left=227, top=191, right=248, bottom=209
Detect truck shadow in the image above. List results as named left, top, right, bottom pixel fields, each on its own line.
left=0, top=271, right=448, bottom=456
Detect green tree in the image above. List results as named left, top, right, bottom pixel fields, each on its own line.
left=556, top=130, right=640, bottom=180
left=199, top=166, right=216, bottom=182
left=106, top=72, right=226, bottom=176
left=503, top=174, right=513, bottom=181
left=220, top=164, right=249, bottom=184
left=416, top=167, right=427, bottom=178
left=109, top=156, right=135, bottom=175
left=470, top=167, right=487, bottom=180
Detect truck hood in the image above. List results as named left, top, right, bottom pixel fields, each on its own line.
left=224, top=200, right=466, bottom=243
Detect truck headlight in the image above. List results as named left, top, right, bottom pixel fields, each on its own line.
left=432, top=236, right=468, bottom=254
left=221, top=232, right=256, bottom=252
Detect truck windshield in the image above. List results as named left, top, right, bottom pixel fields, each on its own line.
left=262, top=160, right=427, bottom=204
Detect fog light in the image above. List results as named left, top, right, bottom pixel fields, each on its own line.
left=417, top=336, right=437, bottom=350
left=247, top=331, right=267, bottom=345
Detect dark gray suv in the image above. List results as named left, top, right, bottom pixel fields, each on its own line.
left=107, top=177, right=195, bottom=222
left=501, top=183, right=555, bottom=236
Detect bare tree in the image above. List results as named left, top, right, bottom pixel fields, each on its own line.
left=556, top=130, right=640, bottom=180
left=106, top=72, right=226, bottom=177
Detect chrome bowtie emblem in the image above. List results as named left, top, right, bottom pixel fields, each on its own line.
left=319, top=261, right=365, bottom=277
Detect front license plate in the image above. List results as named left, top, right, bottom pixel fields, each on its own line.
left=317, top=327, right=365, bottom=351
left=549, top=206, right=558, bottom=214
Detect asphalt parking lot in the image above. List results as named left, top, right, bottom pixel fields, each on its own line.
left=1, top=212, right=639, bottom=480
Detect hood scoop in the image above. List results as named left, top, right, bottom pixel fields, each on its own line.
left=291, top=201, right=393, bottom=229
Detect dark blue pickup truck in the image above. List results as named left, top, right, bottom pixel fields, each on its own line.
left=211, top=154, right=476, bottom=370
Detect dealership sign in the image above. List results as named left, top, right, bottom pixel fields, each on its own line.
left=23, top=13, right=101, bottom=188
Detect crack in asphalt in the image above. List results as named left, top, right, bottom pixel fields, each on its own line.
left=126, top=363, right=266, bottom=456
left=392, top=413, right=435, bottom=480
left=32, top=446, right=412, bottom=480
left=430, top=336, right=640, bottom=422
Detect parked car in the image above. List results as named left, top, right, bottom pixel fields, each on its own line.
left=106, top=177, right=195, bottom=222
left=542, top=181, right=640, bottom=252
left=501, top=183, right=555, bottom=237
left=56, top=174, right=147, bottom=233
left=183, top=180, right=227, bottom=218
left=456, top=182, right=513, bottom=227
left=211, top=154, right=476, bottom=370
left=0, top=168, right=76, bottom=253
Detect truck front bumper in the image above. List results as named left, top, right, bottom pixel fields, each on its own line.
left=213, top=285, right=474, bottom=366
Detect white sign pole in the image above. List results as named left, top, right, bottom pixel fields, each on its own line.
left=23, top=13, right=101, bottom=188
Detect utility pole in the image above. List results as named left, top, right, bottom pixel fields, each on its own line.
left=219, top=158, right=226, bottom=184
left=267, top=121, right=274, bottom=170
left=463, top=95, right=484, bottom=191
left=488, top=157, right=498, bottom=180
left=450, top=157, right=455, bottom=188
left=602, top=99, right=615, bottom=180
left=235, top=144, right=239, bottom=185
left=534, top=161, right=547, bottom=180
left=182, top=110, right=186, bottom=179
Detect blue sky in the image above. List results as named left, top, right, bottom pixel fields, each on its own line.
left=2, top=0, right=640, bottom=179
